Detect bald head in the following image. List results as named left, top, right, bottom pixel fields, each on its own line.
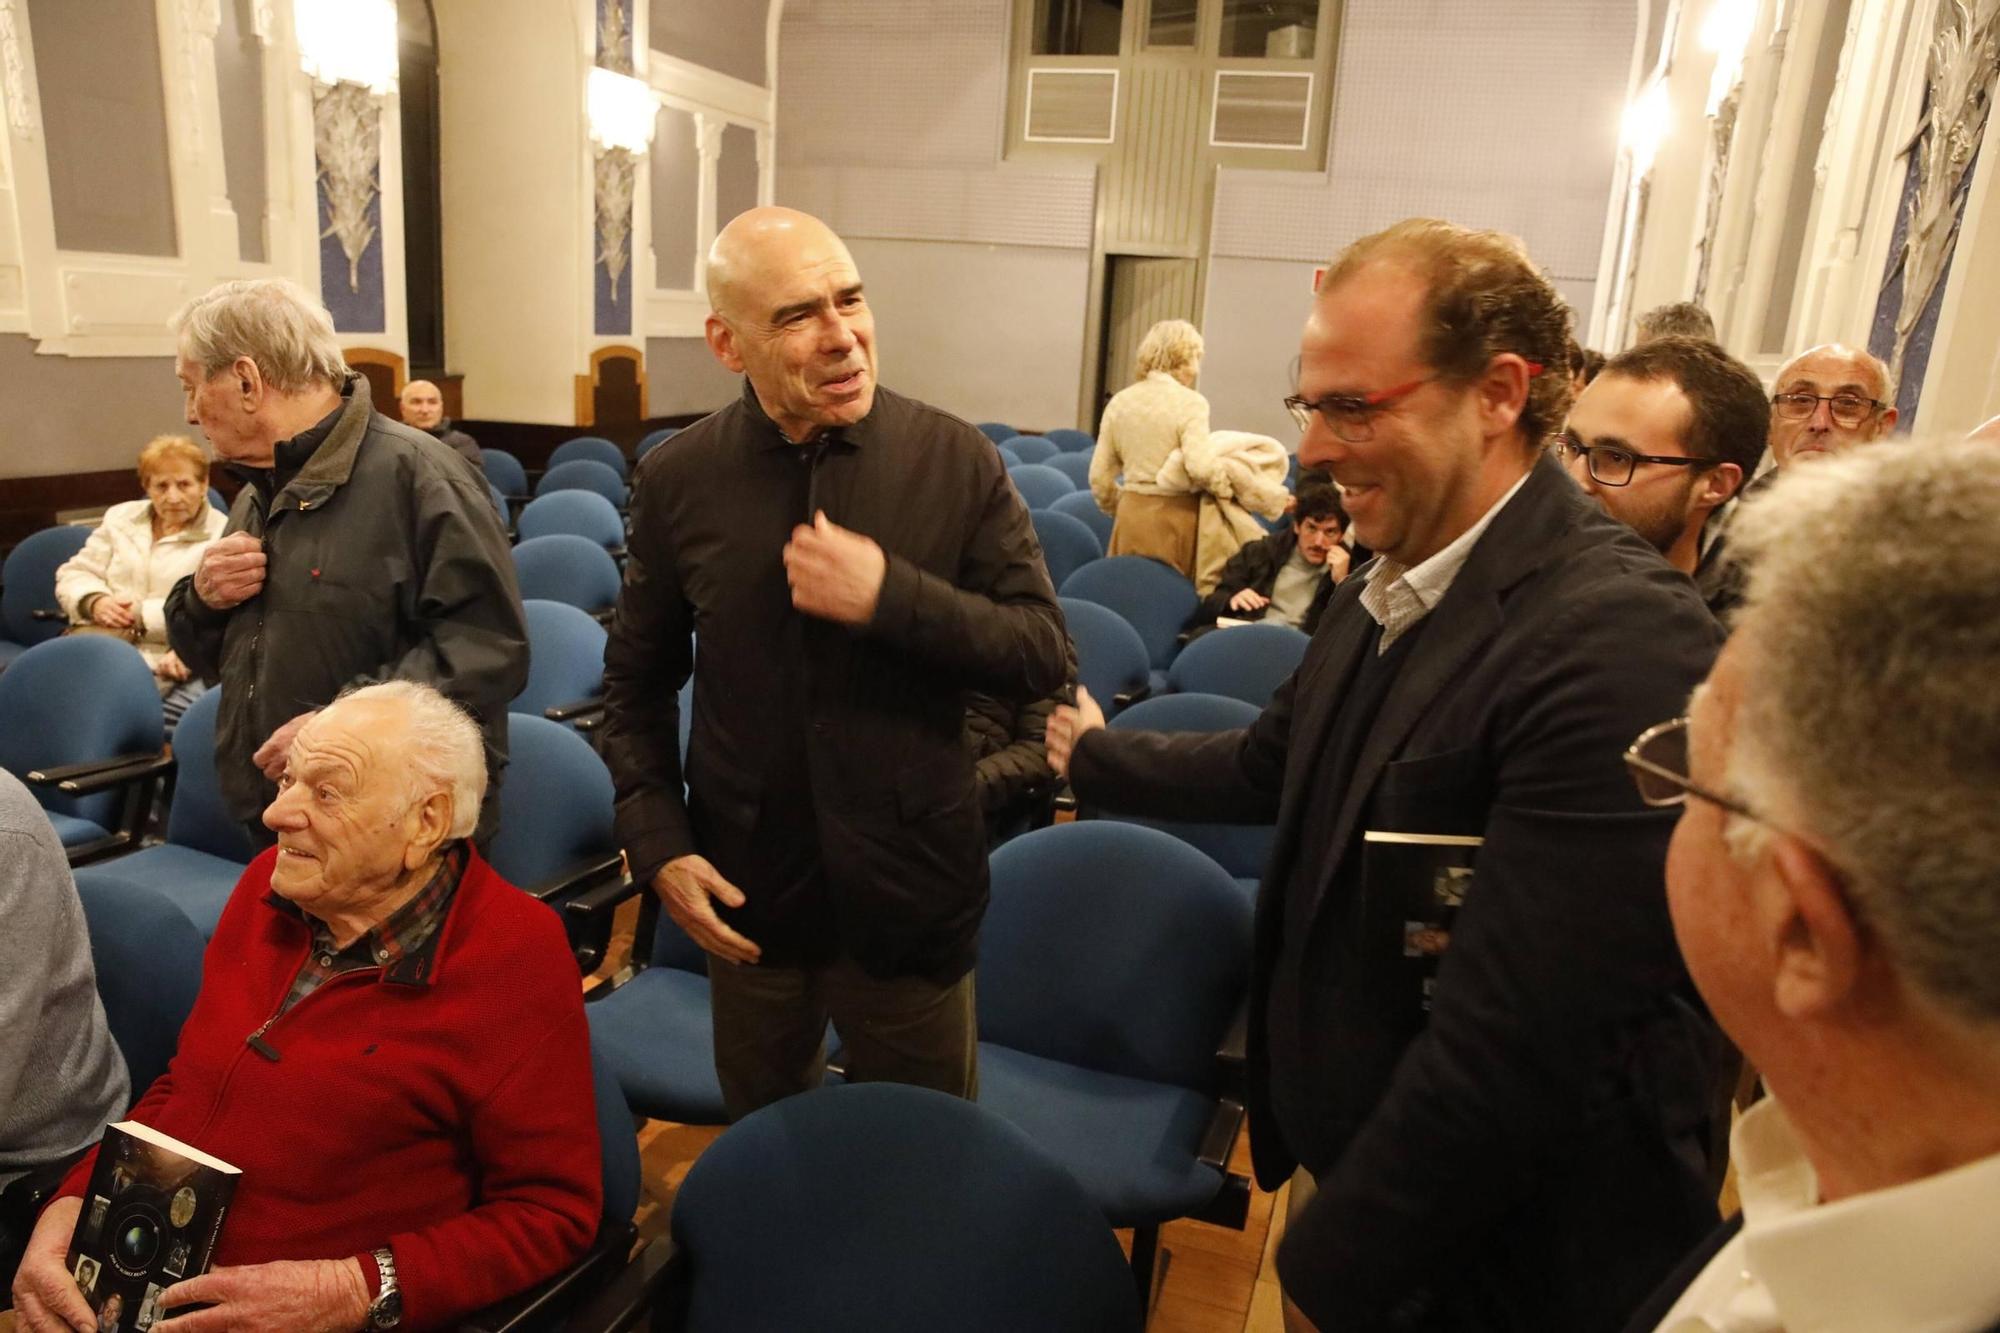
left=399, top=378, right=443, bottom=430
left=703, top=207, right=878, bottom=443
left=1770, top=342, right=1896, bottom=467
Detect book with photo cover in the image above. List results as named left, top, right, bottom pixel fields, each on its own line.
left=1363, top=830, right=1482, bottom=1020
left=66, top=1122, right=240, bottom=1333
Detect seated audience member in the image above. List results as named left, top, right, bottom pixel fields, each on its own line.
left=0, top=769, right=129, bottom=1285
left=1635, top=300, right=1717, bottom=344
left=398, top=379, right=481, bottom=468
left=965, top=684, right=1065, bottom=845
left=53, top=435, right=227, bottom=731
left=1557, top=336, right=1767, bottom=617
left=1767, top=342, right=1897, bottom=468
left=1186, top=479, right=1350, bottom=637
left=1623, top=437, right=2000, bottom=1332
left=1090, top=319, right=1214, bottom=579
left=9, top=682, right=599, bottom=1333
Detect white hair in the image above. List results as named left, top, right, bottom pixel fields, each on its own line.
left=331, top=681, right=486, bottom=840
left=1135, top=319, right=1204, bottom=383
left=1725, top=436, right=2000, bottom=1022
left=171, top=278, right=348, bottom=394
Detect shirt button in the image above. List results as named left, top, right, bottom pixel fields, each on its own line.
left=318, top=953, right=333, bottom=965
left=375, top=948, right=389, bottom=962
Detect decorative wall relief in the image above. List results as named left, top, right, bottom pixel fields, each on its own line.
left=1692, top=90, right=1742, bottom=304
left=1881, top=0, right=1999, bottom=400
left=591, top=0, right=651, bottom=335
left=179, top=0, right=222, bottom=160
left=315, top=79, right=385, bottom=330
left=0, top=0, right=37, bottom=137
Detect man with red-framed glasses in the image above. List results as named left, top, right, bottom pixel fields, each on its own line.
left=1049, top=218, right=1727, bottom=1331
left=1618, top=436, right=2000, bottom=1333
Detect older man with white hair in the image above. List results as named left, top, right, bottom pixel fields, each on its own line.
left=163, top=279, right=527, bottom=846
left=10, top=682, right=601, bottom=1333
left=1619, top=437, right=2000, bottom=1332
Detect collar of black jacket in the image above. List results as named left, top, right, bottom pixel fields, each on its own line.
left=226, top=375, right=372, bottom=507
left=738, top=373, right=880, bottom=452
left=1436, top=450, right=1627, bottom=607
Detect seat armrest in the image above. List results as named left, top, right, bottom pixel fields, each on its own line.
left=30, top=608, right=67, bottom=622
left=455, top=1223, right=636, bottom=1333
left=27, top=750, right=175, bottom=794
left=563, top=871, right=646, bottom=975
left=1051, top=783, right=1077, bottom=815
left=1111, top=683, right=1152, bottom=710
left=562, top=1235, right=682, bottom=1333
left=544, top=696, right=608, bottom=724
left=1216, top=994, right=1249, bottom=1095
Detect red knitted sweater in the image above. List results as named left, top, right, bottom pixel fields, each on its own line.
left=58, top=847, right=602, bottom=1331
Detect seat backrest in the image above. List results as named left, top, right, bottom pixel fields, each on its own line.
left=1108, top=693, right=1271, bottom=879
left=486, top=480, right=509, bottom=518
left=481, top=448, right=529, bottom=495
left=1030, top=510, right=1103, bottom=591
left=1057, top=598, right=1149, bottom=712
left=1049, top=490, right=1113, bottom=549
left=671, top=1084, right=1140, bottom=1333
left=535, top=458, right=629, bottom=506
left=590, top=1037, right=641, bottom=1223
left=207, top=487, right=228, bottom=513
left=515, top=599, right=608, bottom=719
left=486, top=715, right=617, bottom=893
left=511, top=535, right=622, bottom=614
left=165, top=687, right=256, bottom=862
left=1006, top=462, right=1075, bottom=510
left=1002, top=434, right=1059, bottom=465
left=548, top=435, right=630, bottom=479
left=995, top=444, right=1022, bottom=468
left=516, top=489, right=625, bottom=549
left=1045, top=427, right=1095, bottom=453
left=1166, top=622, right=1312, bottom=707
left=636, top=426, right=681, bottom=459
left=2, top=525, right=92, bottom=645
left=75, top=876, right=206, bottom=1098
left=0, top=636, right=164, bottom=829
left=979, top=821, right=1251, bottom=1089
left=1045, top=451, right=1093, bottom=489
left=1059, top=556, right=1198, bottom=670
left=975, top=422, right=1017, bottom=444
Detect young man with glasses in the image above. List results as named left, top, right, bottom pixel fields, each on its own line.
left=1048, top=218, right=1727, bottom=1333
left=1617, top=437, right=2000, bottom=1333
left=1555, top=336, right=1768, bottom=608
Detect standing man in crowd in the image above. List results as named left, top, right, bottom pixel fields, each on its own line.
left=1767, top=342, right=1897, bottom=467
left=165, top=278, right=527, bottom=846
left=398, top=378, right=482, bottom=469
left=1635, top=300, right=1718, bottom=344
left=1557, top=336, right=1768, bottom=617
left=1049, top=219, right=1727, bottom=1331
left=599, top=207, right=1067, bottom=1119
left=1624, top=438, right=2000, bottom=1332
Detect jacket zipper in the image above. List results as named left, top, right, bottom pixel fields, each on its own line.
left=188, top=954, right=382, bottom=1142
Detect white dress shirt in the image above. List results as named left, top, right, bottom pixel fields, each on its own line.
left=1359, top=472, right=1530, bottom=651
left=1656, top=1097, right=2000, bottom=1333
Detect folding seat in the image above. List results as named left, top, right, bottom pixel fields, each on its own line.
left=535, top=459, right=629, bottom=508
left=635, top=427, right=680, bottom=459
left=1059, top=597, right=1151, bottom=716
left=1166, top=621, right=1312, bottom=708
left=74, top=876, right=206, bottom=1096
left=1029, top=509, right=1103, bottom=591
left=485, top=716, right=629, bottom=969
left=1045, top=427, right=1095, bottom=453
left=1059, top=556, right=1199, bottom=692
left=1106, top=692, right=1270, bottom=900
left=548, top=436, right=630, bottom=480
left=1006, top=462, right=1075, bottom=510
left=1045, top=450, right=1093, bottom=489
left=513, top=599, right=608, bottom=733
left=482, top=448, right=531, bottom=498
left=975, top=421, right=1017, bottom=444
left=1050, top=489, right=1113, bottom=549
left=1002, top=434, right=1060, bottom=465
left=512, top=535, right=622, bottom=620
left=0, top=525, right=91, bottom=668
left=517, top=490, right=626, bottom=557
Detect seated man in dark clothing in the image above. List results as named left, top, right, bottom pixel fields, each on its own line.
left=1187, top=480, right=1350, bottom=638
left=400, top=379, right=481, bottom=469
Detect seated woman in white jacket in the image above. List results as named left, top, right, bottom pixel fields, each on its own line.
left=55, top=434, right=228, bottom=730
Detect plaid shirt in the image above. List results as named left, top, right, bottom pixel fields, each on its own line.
left=275, top=843, right=466, bottom=1016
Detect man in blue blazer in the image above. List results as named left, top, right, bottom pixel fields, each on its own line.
left=1050, top=219, right=1728, bottom=1331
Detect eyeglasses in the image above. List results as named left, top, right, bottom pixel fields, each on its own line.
left=1771, top=391, right=1885, bottom=428
left=1623, top=718, right=1761, bottom=822
left=1283, top=377, right=1435, bottom=444
left=1552, top=435, right=1719, bottom=488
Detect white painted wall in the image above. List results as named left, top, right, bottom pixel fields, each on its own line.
left=847, top=237, right=1091, bottom=432
left=435, top=0, right=588, bottom=424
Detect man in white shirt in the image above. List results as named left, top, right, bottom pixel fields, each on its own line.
left=1622, top=435, right=2000, bottom=1333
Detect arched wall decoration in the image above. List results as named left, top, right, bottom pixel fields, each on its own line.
left=1878, top=0, right=1998, bottom=402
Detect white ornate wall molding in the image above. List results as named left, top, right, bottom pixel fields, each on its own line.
left=595, top=148, right=635, bottom=301
left=1885, top=0, right=1999, bottom=391
left=250, top=0, right=275, bottom=44
left=0, top=0, right=36, bottom=138
left=177, top=0, right=223, bottom=161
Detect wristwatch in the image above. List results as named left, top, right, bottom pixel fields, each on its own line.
left=367, top=1247, right=402, bottom=1330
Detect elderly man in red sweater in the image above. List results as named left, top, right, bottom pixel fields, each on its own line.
left=10, top=682, right=600, bottom=1333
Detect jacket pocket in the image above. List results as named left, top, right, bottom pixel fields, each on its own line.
left=686, top=735, right=763, bottom=832
left=1370, top=745, right=1487, bottom=832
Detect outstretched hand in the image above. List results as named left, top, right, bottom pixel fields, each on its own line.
left=1044, top=686, right=1107, bottom=779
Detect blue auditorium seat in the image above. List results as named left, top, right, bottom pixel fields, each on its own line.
left=1, top=525, right=92, bottom=666
left=636, top=426, right=681, bottom=459
left=975, top=422, right=1017, bottom=444
left=482, top=448, right=530, bottom=497
left=1059, top=597, right=1150, bottom=715
left=587, top=896, right=729, bottom=1126
left=976, top=821, right=1251, bottom=1292
left=517, top=490, right=626, bottom=554
left=1030, top=509, right=1103, bottom=591
left=75, top=876, right=206, bottom=1097
left=1050, top=489, right=1113, bottom=549
left=1166, top=621, right=1312, bottom=708
left=667, top=1084, right=1141, bottom=1333
left=1006, top=462, right=1075, bottom=510
left=72, top=686, right=252, bottom=937
left=1002, top=434, right=1060, bottom=465
left=1108, top=692, right=1271, bottom=898
left=513, top=599, right=607, bottom=727
left=512, top=535, right=622, bottom=619
left=1045, top=450, right=1093, bottom=489
left=1045, top=427, right=1095, bottom=453
left=1060, top=556, right=1199, bottom=687
left=548, top=435, right=629, bottom=479
left=535, top=458, right=629, bottom=507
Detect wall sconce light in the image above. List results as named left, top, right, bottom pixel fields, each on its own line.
left=589, top=66, right=658, bottom=304
left=1621, top=79, right=1671, bottom=178
left=296, top=0, right=398, bottom=292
